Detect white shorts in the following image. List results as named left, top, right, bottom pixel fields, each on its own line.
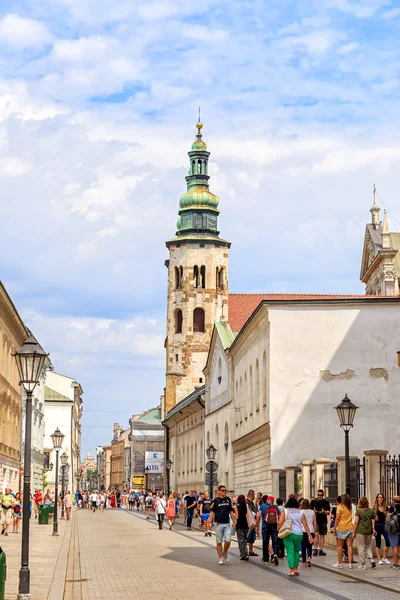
left=1, top=509, right=12, bottom=526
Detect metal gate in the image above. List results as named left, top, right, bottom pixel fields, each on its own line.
left=379, top=455, right=400, bottom=500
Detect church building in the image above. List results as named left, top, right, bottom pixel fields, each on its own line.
left=163, top=124, right=400, bottom=496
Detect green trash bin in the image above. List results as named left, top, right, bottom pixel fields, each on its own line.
left=48, top=503, right=55, bottom=518
left=38, top=505, right=49, bottom=525
left=0, top=546, right=6, bottom=600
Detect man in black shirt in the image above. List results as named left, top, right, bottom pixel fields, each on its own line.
left=311, top=489, right=330, bottom=556
left=209, top=485, right=236, bottom=565
left=185, top=491, right=197, bottom=530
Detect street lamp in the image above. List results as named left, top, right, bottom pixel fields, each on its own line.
left=206, top=444, right=218, bottom=499
left=60, top=452, right=68, bottom=519
left=51, top=427, right=65, bottom=536
left=144, top=467, right=150, bottom=491
left=165, top=459, right=173, bottom=495
left=12, top=335, right=48, bottom=600
left=335, top=394, right=359, bottom=496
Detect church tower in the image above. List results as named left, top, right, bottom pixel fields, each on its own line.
left=165, top=120, right=230, bottom=413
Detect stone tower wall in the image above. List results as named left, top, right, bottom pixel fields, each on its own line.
left=165, top=241, right=229, bottom=413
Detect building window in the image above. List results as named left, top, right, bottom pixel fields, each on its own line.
left=200, top=265, right=206, bottom=288
left=175, top=309, right=183, bottom=334
left=216, top=267, right=224, bottom=289
left=193, top=307, right=205, bottom=333
left=175, top=354, right=179, bottom=362
left=218, top=357, right=222, bottom=384
left=174, top=266, right=183, bottom=289
left=194, top=265, right=199, bottom=288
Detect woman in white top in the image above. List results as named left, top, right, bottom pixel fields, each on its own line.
left=300, top=499, right=317, bottom=567
left=278, top=497, right=313, bottom=577
left=155, top=495, right=166, bottom=530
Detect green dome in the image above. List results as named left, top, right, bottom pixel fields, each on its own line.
left=191, top=139, right=208, bottom=151
left=179, top=185, right=219, bottom=209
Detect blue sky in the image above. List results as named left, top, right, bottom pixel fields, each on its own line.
left=1, top=0, right=400, bottom=454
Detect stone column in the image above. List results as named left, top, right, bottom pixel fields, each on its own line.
left=364, top=449, right=388, bottom=502
left=271, top=469, right=281, bottom=499
left=301, top=461, right=313, bottom=498
left=336, top=456, right=346, bottom=496
left=285, top=466, right=297, bottom=495
left=314, top=458, right=332, bottom=495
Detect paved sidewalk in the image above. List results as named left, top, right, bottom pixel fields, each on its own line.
left=2, top=515, right=71, bottom=600
left=65, top=507, right=400, bottom=600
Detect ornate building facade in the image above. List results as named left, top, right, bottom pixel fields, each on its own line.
left=164, top=121, right=230, bottom=414
left=360, top=185, right=400, bottom=295
left=0, top=282, right=27, bottom=492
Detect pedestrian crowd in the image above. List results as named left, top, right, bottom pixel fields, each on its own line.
left=139, top=486, right=400, bottom=577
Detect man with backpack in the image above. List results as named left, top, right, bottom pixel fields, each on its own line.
left=386, top=496, right=400, bottom=570
left=256, top=495, right=279, bottom=565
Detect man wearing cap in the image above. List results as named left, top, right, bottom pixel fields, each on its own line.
left=256, top=495, right=280, bottom=565
left=1, top=488, right=15, bottom=536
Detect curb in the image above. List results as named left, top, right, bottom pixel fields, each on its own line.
left=312, top=562, right=400, bottom=595
left=48, top=520, right=72, bottom=600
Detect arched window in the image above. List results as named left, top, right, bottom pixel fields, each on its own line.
left=193, top=307, right=205, bottom=333
left=218, top=357, right=222, bottom=384
left=175, top=309, right=183, bottom=334
left=196, top=214, right=203, bottom=230
left=224, top=423, right=229, bottom=450
left=263, top=351, right=267, bottom=407
left=244, top=371, right=248, bottom=418
left=192, top=160, right=196, bottom=174
left=197, top=160, right=201, bottom=174
left=194, top=265, right=199, bottom=288
left=249, top=365, right=253, bottom=415
left=174, top=266, right=180, bottom=289
left=200, top=265, right=206, bottom=288
left=255, top=359, right=260, bottom=412
left=218, top=267, right=224, bottom=289
left=179, top=266, right=183, bottom=288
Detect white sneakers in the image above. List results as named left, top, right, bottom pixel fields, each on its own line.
left=378, top=559, right=391, bottom=565
left=358, top=565, right=367, bottom=570
left=332, top=563, right=343, bottom=568
left=218, top=559, right=224, bottom=565
left=223, top=553, right=230, bottom=563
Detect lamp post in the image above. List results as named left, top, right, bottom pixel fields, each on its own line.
left=206, top=444, right=217, bottom=499
left=12, top=335, right=48, bottom=600
left=335, top=394, right=359, bottom=496
left=60, top=452, right=68, bottom=519
left=144, top=467, right=150, bottom=491
left=165, top=459, right=173, bottom=495
left=51, top=427, right=65, bottom=536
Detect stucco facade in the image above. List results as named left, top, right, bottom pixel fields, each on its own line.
left=44, top=371, right=83, bottom=491
left=204, top=297, right=400, bottom=497
left=0, top=283, right=27, bottom=492
left=164, top=387, right=205, bottom=494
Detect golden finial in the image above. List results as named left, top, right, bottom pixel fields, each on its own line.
left=196, top=106, right=203, bottom=133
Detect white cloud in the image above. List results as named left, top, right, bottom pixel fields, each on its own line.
left=0, top=13, right=51, bottom=48
left=380, top=7, right=400, bottom=19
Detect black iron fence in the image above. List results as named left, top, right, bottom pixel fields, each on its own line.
left=279, top=470, right=286, bottom=500
left=324, top=462, right=338, bottom=503
left=350, top=456, right=365, bottom=502
left=379, top=455, right=400, bottom=500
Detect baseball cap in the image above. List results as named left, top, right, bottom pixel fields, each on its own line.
left=267, top=495, right=275, bottom=503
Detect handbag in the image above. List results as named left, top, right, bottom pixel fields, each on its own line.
left=278, top=509, right=292, bottom=539
left=246, top=503, right=256, bottom=530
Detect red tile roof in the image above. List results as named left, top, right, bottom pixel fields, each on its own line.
left=228, top=293, right=370, bottom=333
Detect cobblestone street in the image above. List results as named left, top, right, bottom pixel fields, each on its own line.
left=62, top=508, right=400, bottom=600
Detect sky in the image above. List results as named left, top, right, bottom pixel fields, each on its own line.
left=1, top=0, right=400, bottom=455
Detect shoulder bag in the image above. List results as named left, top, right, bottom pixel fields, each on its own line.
left=278, top=508, right=293, bottom=539
left=246, top=503, right=256, bottom=530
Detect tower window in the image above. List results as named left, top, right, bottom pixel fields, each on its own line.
left=217, top=267, right=224, bottom=289
left=200, top=265, right=206, bottom=289
left=196, top=214, right=203, bottom=230
left=197, top=160, right=201, bottom=174
left=193, top=307, right=205, bottom=333
left=194, top=265, right=199, bottom=288
left=175, top=309, right=183, bottom=334
left=174, top=266, right=183, bottom=289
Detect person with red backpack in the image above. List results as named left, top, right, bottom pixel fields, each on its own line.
left=256, top=495, right=280, bottom=565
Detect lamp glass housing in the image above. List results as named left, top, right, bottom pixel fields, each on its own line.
left=51, top=427, right=65, bottom=450
left=206, top=443, right=217, bottom=461
left=335, top=394, right=358, bottom=432
left=12, top=335, right=48, bottom=392
left=61, top=452, right=68, bottom=466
